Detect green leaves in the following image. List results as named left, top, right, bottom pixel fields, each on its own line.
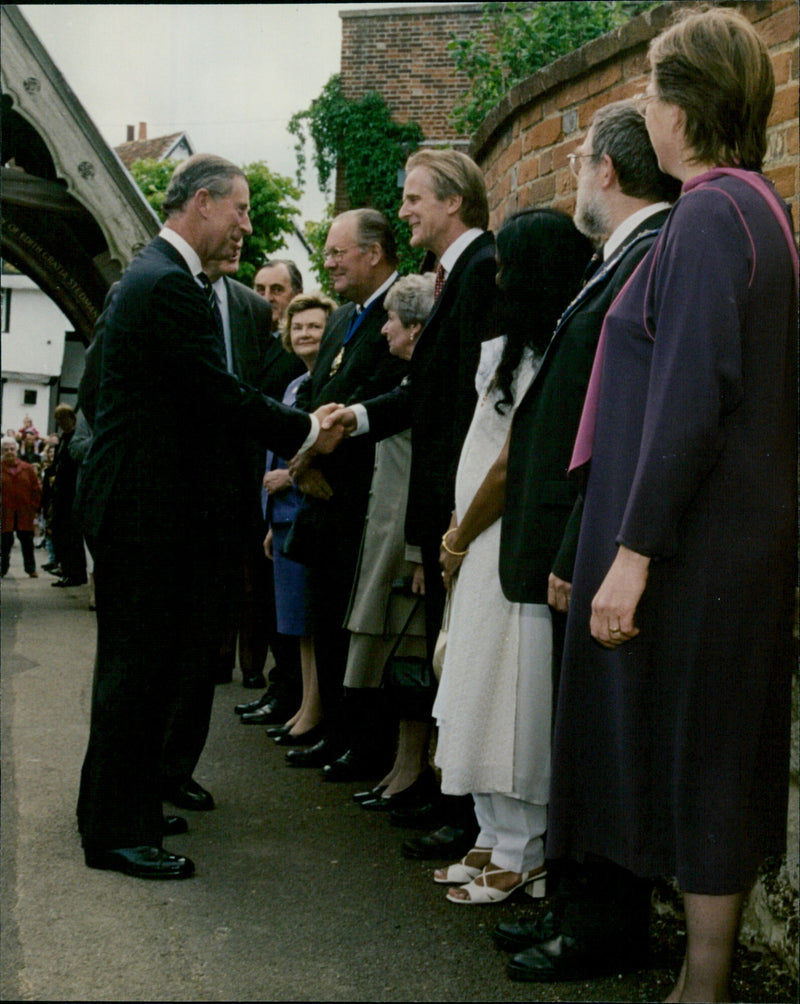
left=128, top=157, right=302, bottom=288
left=449, top=1, right=660, bottom=134
left=289, top=75, right=426, bottom=285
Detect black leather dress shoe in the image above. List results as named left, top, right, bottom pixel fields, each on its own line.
left=241, top=671, right=267, bottom=689
left=322, top=748, right=376, bottom=782
left=162, top=815, right=188, bottom=836
left=493, top=911, right=560, bottom=952
left=235, top=692, right=272, bottom=715
left=240, top=701, right=289, bottom=725
left=401, top=825, right=475, bottom=861
left=389, top=794, right=444, bottom=828
left=507, top=934, right=647, bottom=983
left=273, top=723, right=325, bottom=746
left=285, top=737, right=341, bottom=768
left=84, top=845, right=195, bottom=879
left=162, top=778, right=215, bottom=811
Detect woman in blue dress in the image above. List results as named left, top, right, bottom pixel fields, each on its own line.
left=263, top=291, right=337, bottom=744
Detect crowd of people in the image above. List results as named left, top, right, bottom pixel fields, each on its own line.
left=2, top=405, right=90, bottom=592
left=6, top=8, right=794, bottom=1003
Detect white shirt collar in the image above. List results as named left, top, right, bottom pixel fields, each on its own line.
left=438, top=228, right=485, bottom=278
left=603, top=203, right=672, bottom=260
left=362, top=270, right=399, bottom=311
left=159, top=226, right=204, bottom=277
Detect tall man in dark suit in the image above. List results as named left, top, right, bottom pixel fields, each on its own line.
left=159, top=251, right=296, bottom=808
left=431, top=103, right=680, bottom=983
left=326, top=150, right=499, bottom=856
left=75, top=153, right=343, bottom=880
left=282, top=209, right=407, bottom=773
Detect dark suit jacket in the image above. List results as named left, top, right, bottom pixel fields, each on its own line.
left=76, top=236, right=310, bottom=545
left=364, top=231, right=498, bottom=547
left=297, top=293, right=407, bottom=525
left=225, top=277, right=272, bottom=385
left=499, top=210, right=671, bottom=604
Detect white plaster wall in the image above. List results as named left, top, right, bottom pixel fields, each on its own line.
left=1, top=273, right=70, bottom=434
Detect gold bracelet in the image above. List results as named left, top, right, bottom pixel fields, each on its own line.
left=441, top=528, right=469, bottom=556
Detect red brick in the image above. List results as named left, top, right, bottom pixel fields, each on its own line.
left=764, top=163, right=797, bottom=199
left=516, top=156, right=539, bottom=188
left=755, top=3, right=799, bottom=47
left=768, top=83, right=800, bottom=126
left=527, top=115, right=563, bottom=152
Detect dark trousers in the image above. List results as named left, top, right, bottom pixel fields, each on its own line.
left=309, top=512, right=364, bottom=748
left=2, top=527, right=36, bottom=574
left=52, top=503, right=86, bottom=581
left=77, top=504, right=228, bottom=851
left=217, top=539, right=301, bottom=706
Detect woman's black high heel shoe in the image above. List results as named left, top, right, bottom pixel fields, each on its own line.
left=273, top=722, right=325, bottom=747
left=359, top=768, right=436, bottom=811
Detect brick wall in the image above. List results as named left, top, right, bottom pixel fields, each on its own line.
left=339, top=3, right=485, bottom=145
left=471, top=1, right=799, bottom=236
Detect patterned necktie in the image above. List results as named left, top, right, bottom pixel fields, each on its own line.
left=197, top=272, right=224, bottom=338
left=434, top=263, right=446, bottom=300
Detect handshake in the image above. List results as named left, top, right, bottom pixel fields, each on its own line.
left=287, top=404, right=358, bottom=499
left=309, top=403, right=358, bottom=455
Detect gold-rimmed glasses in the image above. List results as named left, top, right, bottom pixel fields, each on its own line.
left=567, top=152, right=594, bottom=179
left=323, top=244, right=361, bottom=262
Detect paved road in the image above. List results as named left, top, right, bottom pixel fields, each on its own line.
left=1, top=549, right=681, bottom=1003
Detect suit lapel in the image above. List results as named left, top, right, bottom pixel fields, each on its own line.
left=538, top=212, right=670, bottom=367
left=314, top=304, right=355, bottom=391
left=419, top=231, right=493, bottom=340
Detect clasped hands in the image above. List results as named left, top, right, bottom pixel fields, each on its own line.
left=309, top=402, right=355, bottom=455
left=286, top=404, right=357, bottom=499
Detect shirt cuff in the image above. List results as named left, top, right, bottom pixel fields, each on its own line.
left=350, top=402, right=369, bottom=436
left=297, top=414, right=319, bottom=454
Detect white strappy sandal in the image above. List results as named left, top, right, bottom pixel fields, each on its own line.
left=445, top=863, right=547, bottom=904
left=433, top=847, right=492, bottom=885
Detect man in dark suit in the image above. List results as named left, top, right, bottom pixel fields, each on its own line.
left=460, top=103, right=680, bottom=983
left=327, top=150, right=499, bottom=855
left=159, top=256, right=297, bottom=807
left=281, top=209, right=407, bottom=773
left=74, top=153, right=343, bottom=879
left=253, top=259, right=306, bottom=399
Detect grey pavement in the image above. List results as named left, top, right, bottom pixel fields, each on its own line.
left=1, top=545, right=679, bottom=1003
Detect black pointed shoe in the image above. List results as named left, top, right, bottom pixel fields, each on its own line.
left=84, top=845, right=194, bottom=879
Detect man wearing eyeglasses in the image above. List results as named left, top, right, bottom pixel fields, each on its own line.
left=280, top=209, right=406, bottom=775
left=493, top=100, right=681, bottom=984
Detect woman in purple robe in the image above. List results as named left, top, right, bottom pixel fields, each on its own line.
left=548, top=8, right=797, bottom=1002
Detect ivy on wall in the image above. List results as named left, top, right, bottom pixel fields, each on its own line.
left=289, top=75, right=426, bottom=286
left=449, top=1, right=662, bottom=134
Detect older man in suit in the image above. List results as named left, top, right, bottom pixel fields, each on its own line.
left=75, top=153, right=343, bottom=879
left=159, top=244, right=302, bottom=808
left=325, top=149, right=499, bottom=856
left=281, top=209, right=407, bottom=774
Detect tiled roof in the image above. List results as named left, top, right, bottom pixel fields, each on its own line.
left=114, top=133, right=187, bottom=168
